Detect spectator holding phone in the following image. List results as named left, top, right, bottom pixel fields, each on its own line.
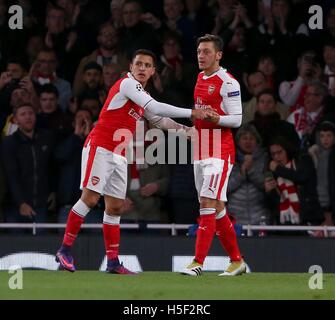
left=0, top=59, right=29, bottom=133
left=1, top=76, right=39, bottom=137
left=279, top=51, right=322, bottom=112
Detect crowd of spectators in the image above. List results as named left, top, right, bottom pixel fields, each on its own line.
left=0, top=0, right=335, bottom=236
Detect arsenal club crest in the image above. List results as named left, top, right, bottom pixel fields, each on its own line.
left=208, top=85, right=215, bottom=95
left=91, top=176, right=100, bottom=186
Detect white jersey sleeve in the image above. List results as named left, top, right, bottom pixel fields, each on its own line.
left=145, top=100, right=192, bottom=118
left=120, top=77, right=154, bottom=108
left=144, top=110, right=189, bottom=131
left=218, top=77, right=242, bottom=128
left=120, top=77, right=192, bottom=118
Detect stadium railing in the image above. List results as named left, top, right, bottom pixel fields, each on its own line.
left=1, top=223, right=335, bottom=237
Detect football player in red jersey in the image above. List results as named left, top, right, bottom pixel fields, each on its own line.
left=55, top=49, right=215, bottom=274
left=181, top=34, right=247, bottom=276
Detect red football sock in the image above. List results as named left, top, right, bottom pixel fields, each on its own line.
left=194, top=211, right=216, bottom=265
left=216, top=213, right=242, bottom=261
left=62, top=210, right=85, bottom=247
left=103, top=223, right=120, bottom=260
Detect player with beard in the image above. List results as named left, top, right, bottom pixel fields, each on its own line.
left=55, top=49, right=216, bottom=274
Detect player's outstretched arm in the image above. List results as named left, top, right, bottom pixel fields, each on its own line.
left=120, top=77, right=211, bottom=120
left=144, top=110, right=190, bottom=131
left=145, top=99, right=212, bottom=120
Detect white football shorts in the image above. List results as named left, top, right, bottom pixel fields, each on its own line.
left=80, top=141, right=127, bottom=199
left=194, top=157, right=233, bottom=202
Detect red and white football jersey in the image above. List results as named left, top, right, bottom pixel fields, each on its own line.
left=86, top=73, right=153, bottom=155
left=194, top=67, right=242, bottom=162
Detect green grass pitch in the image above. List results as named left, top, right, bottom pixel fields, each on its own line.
left=0, top=271, right=334, bottom=300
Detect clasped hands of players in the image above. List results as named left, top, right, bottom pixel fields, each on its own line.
left=191, top=108, right=219, bottom=123
left=187, top=108, right=220, bottom=139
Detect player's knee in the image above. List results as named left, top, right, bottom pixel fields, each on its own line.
left=200, top=197, right=217, bottom=209
left=80, top=191, right=100, bottom=208
left=105, top=201, right=124, bottom=215
left=216, top=201, right=225, bottom=213
left=82, top=197, right=98, bottom=208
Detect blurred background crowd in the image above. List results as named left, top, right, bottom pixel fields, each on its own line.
left=0, top=0, right=334, bottom=236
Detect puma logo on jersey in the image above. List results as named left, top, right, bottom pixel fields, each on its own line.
left=208, top=187, right=215, bottom=193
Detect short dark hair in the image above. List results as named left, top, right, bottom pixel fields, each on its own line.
left=38, top=83, right=59, bottom=98
left=13, top=103, right=35, bottom=115
left=268, top=136, right=298, bottom=161
left=98, top=22, right=117, bottom=35
left=37, top=47, right=58, bottom=59
left=247, top=70, right=266, bottom=87
left=7, top=57, right=28, bottom=71
left=163, top=31, right=181, bottom=46
left=78, top=92, right=100, bottom=107
left=318, top=121, right=335, bottom=134
left=76, top=107, right=94, bottom=119
left=83, top=61, right=103, bottom=73
left=197, top=34, right=223, bottom=51
left=257, top=53, right=275, bottom=65
left=256, top=88, right=276, bottom=103
left=123, top=0, right=143, bottom=11
left=132, top=49, right=157, bottom=66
